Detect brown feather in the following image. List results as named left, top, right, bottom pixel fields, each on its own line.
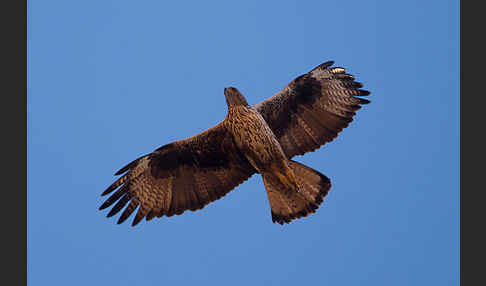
left=118, top=200, right=139, bottom=224
left=265, top=160, right=331, bottom=225
left=99, top=184, right=128, bottom=210
left=107, top=193, right=131, bottom=218
left=254, top=61, right=370, bottom=159
left=100, top=122, right=256, bottom=226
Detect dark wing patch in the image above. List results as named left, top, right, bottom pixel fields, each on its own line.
left=100, top=123, right=256, bottom=226
left=254, top=61, right=370, bottom=158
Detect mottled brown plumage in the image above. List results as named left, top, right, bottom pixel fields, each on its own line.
left=100, top=60, right=370, bottom=226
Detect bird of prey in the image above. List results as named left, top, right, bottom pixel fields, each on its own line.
left=99, top=61, right=370, bottom=226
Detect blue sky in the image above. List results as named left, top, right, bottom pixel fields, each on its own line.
left=28, top=1, right=459, bottom=285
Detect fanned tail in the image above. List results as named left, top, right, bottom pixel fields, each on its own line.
left=263, top=160, right=331, bottom=225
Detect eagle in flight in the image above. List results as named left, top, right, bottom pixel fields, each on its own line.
left=100, top=61, right=370, bottom=226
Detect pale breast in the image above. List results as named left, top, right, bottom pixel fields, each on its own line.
left=227, top=106, right=287, bottom=172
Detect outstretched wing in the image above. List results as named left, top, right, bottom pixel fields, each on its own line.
left=254, top=61, right=370, bottom=159
left=99, top=122, right=256, bottom=226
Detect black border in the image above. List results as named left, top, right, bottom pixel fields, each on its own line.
left=3, top=0, right=27, bottom=284
left=461, top=1, right=485, bottom=285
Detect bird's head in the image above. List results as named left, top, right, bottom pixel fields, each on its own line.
left=224, top=87, right=249, bottom=108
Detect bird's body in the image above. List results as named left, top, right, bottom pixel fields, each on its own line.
left=226, top=104, right=283, bottom=171
left=225, top=100, right=296, bottom=191
left=100, top=61, right=371, bottom=226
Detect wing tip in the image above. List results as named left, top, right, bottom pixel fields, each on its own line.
left=312, top=60, right=335, bottom=72
left=355, top=97, right=371, bottom=104
left=358, top=89, right=371, bottom=96
left=101, top=175, right=128, bottom=196
left=114, top=155, right=147, bottom=175
left=116, top=214, right=130, bottom=225
left=99, top=203, right=109, bottom=211
left=107, top=209, right=118, bottom=218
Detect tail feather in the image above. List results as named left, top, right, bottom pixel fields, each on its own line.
left=263, top=160, right=331, bottom=225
